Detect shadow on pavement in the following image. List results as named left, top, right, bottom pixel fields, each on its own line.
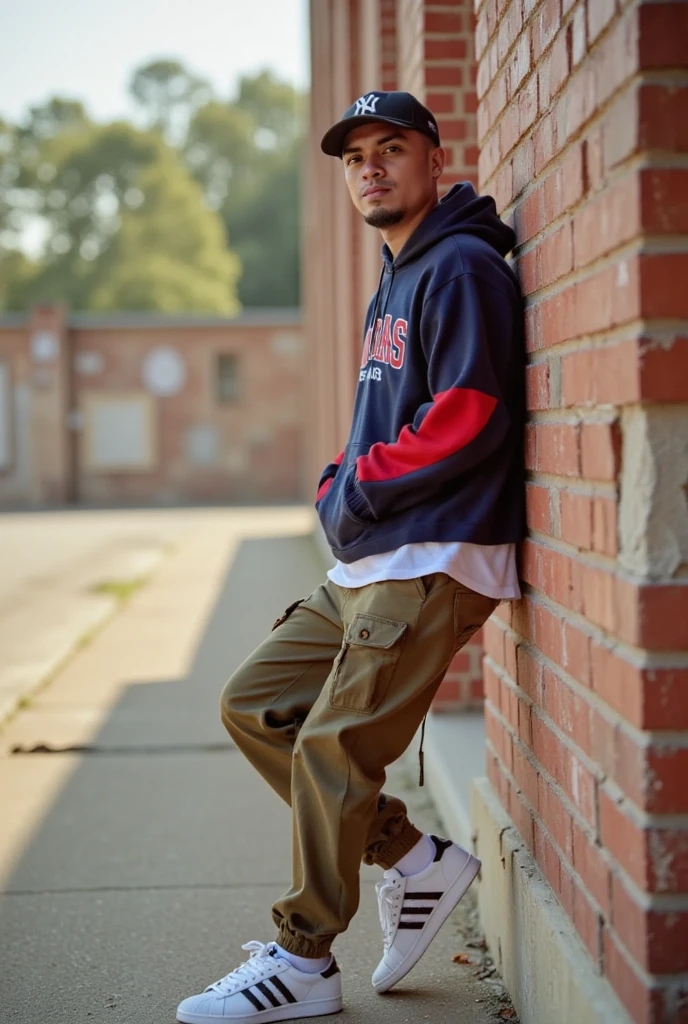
left=0, top=534, right=499, bottom=1024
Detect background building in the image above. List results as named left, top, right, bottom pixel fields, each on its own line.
left=305, top=3, right=688, bottom=1023
left=0, top=305, right=303, bottom=505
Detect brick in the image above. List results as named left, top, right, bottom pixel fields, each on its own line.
left=640, top=169, right=688, bottom=235
left=573, top=883, right=601, bottom=963
left=592, top=497, right=617, bottom=557
left=639, top=83, right=688, bottom=154
left=424, top=10, right=463, bottom=33
left=509, top=784, right=535, bottom=852
left=425, top=91, right=456, bottom=114
left=533, top=599, right=565, bottom=664
left=426, top=65, right=464, bottom=86
left=612, top=874, right=688, bottom=973
left=425, top=38, right=467, bottom=60
left=507, top=32, right=531, bottom=96
left=526, top=482, right=552, bottom=534
left=580, top=421, right=620, bottom=481
left=640, top=254, right=688, bottom=320
left=562, top=620, right=591, bottom=689
left=647, top=748, right=688, bottom=815
left=573, top=174, right=639, bottom=270
left=560, top=490, right=592, bottom=549
left=571, top=3, right=586, bottom=67
left=614, top=579, right=688, bottom=652
left=538, top=772, right=574, bottom=860
left=599, top=790, right=648, bottom=889
left=526, top=362, right=550, bottom=410
left=535, top=821, right=562, bottom=894
left=572, top=822, right=611, bottom=915
left=438, top=118, right=468, bottom=140
left=513, top=742, right=539, bottom=809
left=484, top=616, right=506, bottom=666
left=517, top=645, right=544, bottom=704
left=603, top=928, right=660, bottom=1024
left=542, top=667, right=592, bottom=757
left=587, top=0, right=616, bottom=46
left=638, top=2, right=688, bottom=71
left=525, top=421, right=580, bottom=476
left=532, top=0, right=561, bottom=61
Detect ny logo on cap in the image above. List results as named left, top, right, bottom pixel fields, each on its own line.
left=354, top=93, right=380, bottom=116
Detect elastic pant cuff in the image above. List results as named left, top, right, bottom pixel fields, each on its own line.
left=276, top=928, right=334, bottom=959
left=371, top=820, right=424, bottom=870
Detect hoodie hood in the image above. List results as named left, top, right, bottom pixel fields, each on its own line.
left=383, top=182, right=515, bottom=269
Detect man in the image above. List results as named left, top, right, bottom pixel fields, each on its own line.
left=178, top=90, right=525, bottom=1024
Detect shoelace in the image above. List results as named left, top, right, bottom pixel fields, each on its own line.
left=209, top=941, right=276, bottom=995
left=375, top=874, right=404, bottom=951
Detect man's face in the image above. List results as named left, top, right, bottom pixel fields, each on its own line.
left=342, top=123, right=443, bottom=229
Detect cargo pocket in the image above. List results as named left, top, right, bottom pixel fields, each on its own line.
left=329, top=613, right=408, bottom=715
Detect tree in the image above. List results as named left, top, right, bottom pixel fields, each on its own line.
left=130, top=60, right=212, bottom=143
left=0, top=112, right=240, bottom=313
left=90, top=153, right=240, bottom=313
left=225, top=139, right=301, bottom=307
left=186, top=70, right=305, bottom=307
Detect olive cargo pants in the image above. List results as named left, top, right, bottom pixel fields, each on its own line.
left=220, top=573, right=498, bottom=958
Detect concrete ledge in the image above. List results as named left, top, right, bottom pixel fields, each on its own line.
left=471, top=777, right=631, bottom=1024
left=421, top=710, right=486, bottom=850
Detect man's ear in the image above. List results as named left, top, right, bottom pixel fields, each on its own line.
left=431, top=145, right=446, bottom=180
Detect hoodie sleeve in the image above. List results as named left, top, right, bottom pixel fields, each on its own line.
left=342, top=274, right=513, bottom=523
left=315, top=451, right=345, bottom=502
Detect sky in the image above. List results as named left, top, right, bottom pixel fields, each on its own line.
left=0, top=0, right=309, bottom=124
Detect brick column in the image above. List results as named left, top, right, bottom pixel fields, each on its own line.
left=26, top=304, right=72, bottom=503
left=475, top=1, right=688, bottom=1020
left=397, top=0, right=479, bottom=189
left=396, top=0, right=485, bottom=709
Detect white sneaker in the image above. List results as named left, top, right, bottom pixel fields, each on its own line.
left=372, top=835, right=481, bottom=993
left=177, top=941, right=342, bottom=1023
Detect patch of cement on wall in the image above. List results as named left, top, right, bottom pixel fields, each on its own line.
left=619, top=406, right=688, bottom=579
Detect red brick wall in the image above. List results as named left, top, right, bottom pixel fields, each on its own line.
left=397, top=0, right=480, bottom=190
left=476, top=1, right=688, bottom=1019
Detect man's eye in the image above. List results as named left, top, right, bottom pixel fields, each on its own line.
left=347, top=156, right=361, bottom=165
left=385, top=145, right=400, bottom=153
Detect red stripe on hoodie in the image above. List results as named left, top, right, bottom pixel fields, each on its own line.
left=356, top=387, right=497, bottom=484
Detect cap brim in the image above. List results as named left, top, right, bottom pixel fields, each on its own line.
left=320, top=115, right=424, bottom=157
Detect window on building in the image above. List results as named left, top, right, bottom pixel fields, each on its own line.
left=216, top=353, right=240, bottom=403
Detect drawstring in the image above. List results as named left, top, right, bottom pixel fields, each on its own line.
left=418, top=713, right=427, bottom=787
left=365, top=259, right=395, bottom=365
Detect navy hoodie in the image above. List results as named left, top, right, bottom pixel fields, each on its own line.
left=315, top=182, right=526, bottom=564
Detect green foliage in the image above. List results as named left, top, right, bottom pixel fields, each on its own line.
left=0, top=65, right=304, bottom=313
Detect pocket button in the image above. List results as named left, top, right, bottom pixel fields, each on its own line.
left=359, top=629, right=370, bottom=639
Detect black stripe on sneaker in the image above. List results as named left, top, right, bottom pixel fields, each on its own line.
left=404, top=891, right=443, bottom=900
left=400, top=906, right=433, bottom=914
left=269, top=976, right=297, bottom=1004
left=398, top=922, right=424, bottom=929
left=242, top=988, right=266, bottom=1011
left=255, top=982, right=281, bottom=1007
left=430, top=835, right=453, bottom=862
left=321, top=959, right=340, bottom=978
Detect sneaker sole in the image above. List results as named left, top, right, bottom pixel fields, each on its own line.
left=177, top=994, right=343, bottom=1024
left=373, top=853, right=481, bottom=994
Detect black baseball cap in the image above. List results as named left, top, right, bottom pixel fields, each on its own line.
left=321, top=91, right=441, bottom=157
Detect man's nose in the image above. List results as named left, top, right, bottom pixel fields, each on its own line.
left=361, top=158, right=383, bottom=179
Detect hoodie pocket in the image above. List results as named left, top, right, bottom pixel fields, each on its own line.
left=317, top=460, right=370, bottom=550
left=329, top=613, right=408, bottom=715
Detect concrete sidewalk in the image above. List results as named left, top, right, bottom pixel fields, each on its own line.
left=0, top=509, right=514, bottom=1023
